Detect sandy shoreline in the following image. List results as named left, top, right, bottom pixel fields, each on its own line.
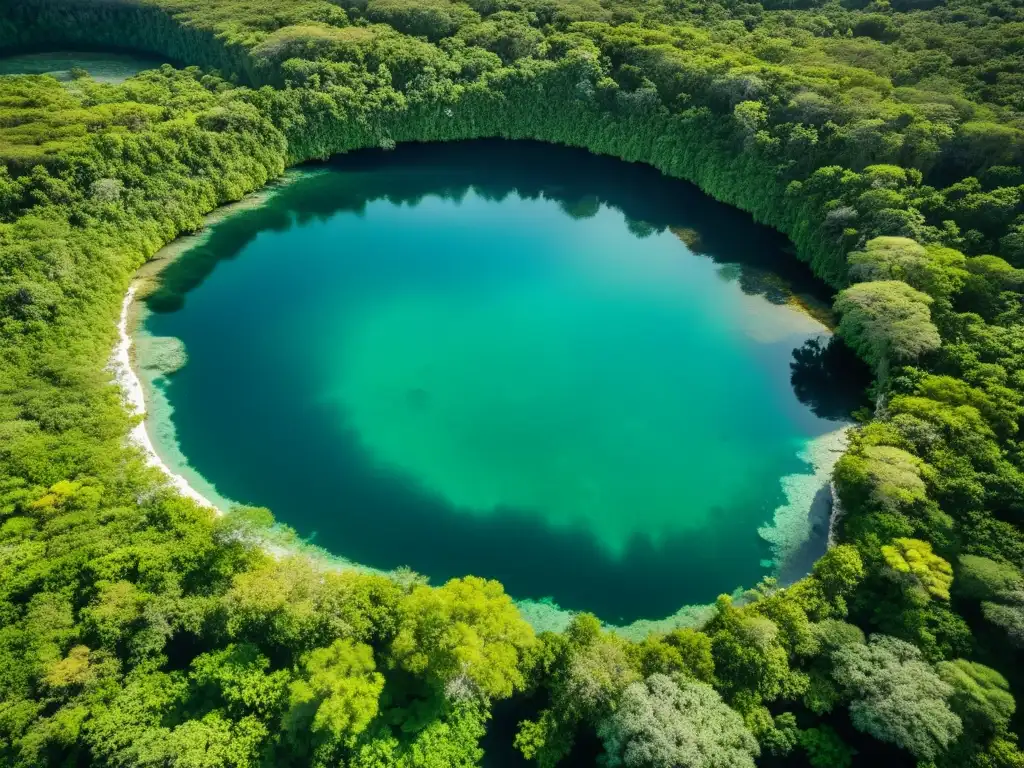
left=109, top=171, right=316, bottom=515
left=111, top=285, right=222, bottom=511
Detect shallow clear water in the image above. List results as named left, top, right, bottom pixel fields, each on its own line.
left=139, top=142, right=862, bottom=623
left=0, top=51, right=166, bottom=82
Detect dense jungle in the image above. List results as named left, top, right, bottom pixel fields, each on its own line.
left=1, top=0, right=1024, bottom=766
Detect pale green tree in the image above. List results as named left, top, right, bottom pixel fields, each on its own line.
left=848, top=236, right=966, bottom=301
left=835, top=280, right=940, bottom=375
left=558, top=634, right=640, bottom=719
left=831, top=635, right=961, bottom=760
left=597, top=674, right=759, bottom=768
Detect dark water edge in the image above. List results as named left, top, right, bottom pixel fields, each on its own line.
left=147, top=140, right=835, bottom=315
left=140, top=140, right=872, bottom=623
left=0, top=48, right=171, bottom=82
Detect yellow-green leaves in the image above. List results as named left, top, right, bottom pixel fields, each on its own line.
left=43, top=645, right=94, bottom=691
left=390, top=576, right=536, bottom=701
left=284, top=639, right=384, bottom=747
left=936, top=659, right=1016, bottom=736
left=881, top=537, right=953, bottom=602
left=224, top=556, right=403, bottom=650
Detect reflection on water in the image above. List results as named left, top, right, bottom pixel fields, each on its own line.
left=149, top=142, right=833, bottom=317
left=791, top=336, right=873, bottom=421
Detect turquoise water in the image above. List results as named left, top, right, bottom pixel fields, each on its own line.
left=0, top=51, right=166, bottom=82
left=139, top=142, right=862, bottom=623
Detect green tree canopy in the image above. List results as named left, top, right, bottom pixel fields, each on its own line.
left=283, top=638, right=384, bottom=758
left=597, top=674, right=760, bottom=768
left=936, top=659, right=1015, bottom=736
left=955, top=555, right=1024, bottom=601
left=981, top=597, right=1024, bottom=649
left=848, top=236, right=966, bottom=302
left=390, top=576, right=536, bottom=701
left=831, top=634, right=962, bottom=760
left=835, top=280, right=941, bottom=374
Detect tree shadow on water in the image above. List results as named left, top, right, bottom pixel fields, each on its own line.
left=146, top=139, right=834, bottom=314
left=790, top=336, right=873, bottom=422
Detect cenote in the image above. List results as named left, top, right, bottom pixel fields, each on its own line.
left=137, top=141, right=866, bottom=625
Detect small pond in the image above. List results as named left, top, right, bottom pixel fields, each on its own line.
left=0, top=50, right=166, bottom=82
left=137, top=141, right=868, bottom=625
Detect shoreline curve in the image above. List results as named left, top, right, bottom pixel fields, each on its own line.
left=111, top=285, right=222, bottom=512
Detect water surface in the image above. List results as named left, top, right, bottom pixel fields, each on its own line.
left=139, top=142, right=862, bottom=623
left=0, top=50, right=166, bottom=82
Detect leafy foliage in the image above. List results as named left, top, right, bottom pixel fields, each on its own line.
left=881, top=537, right=954, bottom=602
left=283, top=639, right=384, bottom=759
left=937, top=660, right=1016, bottom=736
left=955, top=555, right=1024, bottom=601
left=831, top=634, right=963, bottom=760
left=597, top=674, right=759, bottom=768
left=390, top=576, right=536, bottom=701
left=835, top=280, right=941, bottom=374
left=799, top=725, right=856, bottom=768
left=1, top=0, right=1024, bottom=764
